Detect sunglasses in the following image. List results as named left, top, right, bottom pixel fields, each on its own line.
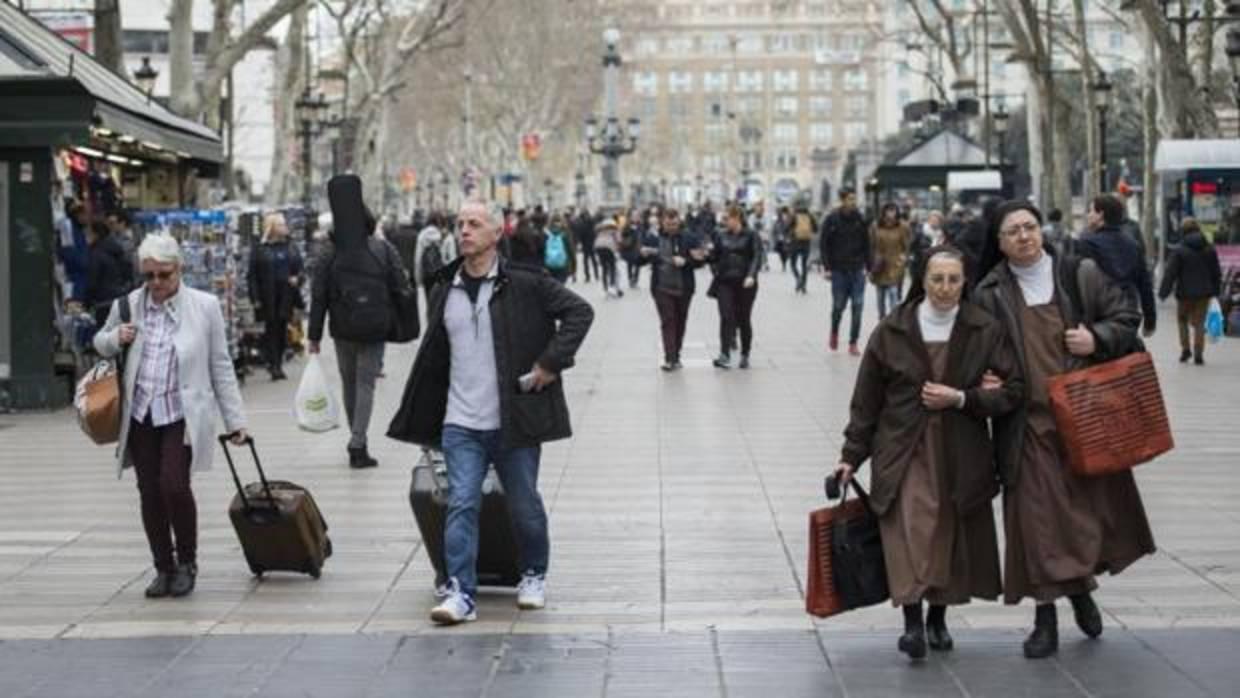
left=142, top=270, right=177, bottom=282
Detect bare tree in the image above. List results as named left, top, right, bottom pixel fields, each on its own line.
left=1126, top=0, right=1219, bottom=137
left=264, top=6, right=308, bottom=206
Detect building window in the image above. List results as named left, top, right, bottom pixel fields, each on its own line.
left=846, top=95, right=867, bottom=119
left=845, top=121, right=868, bottom=141
left=667, top=4, right=696, bottom=20
left=737, top=34, right=764, bottom=54
left=742, top=151, right=763, bottom=170
left=703, top=71, right=729, bottom=93
left=668, top=71, right=694, bottom=94
left=772, top=69, right=799, bottom=92
left=702, top=3, right=729, bottom=19
left=703, top=154, right=723, bottom=171
left=639, top=97, right=658, bottom=119
left=737, top=2, right=765, bottom=18
left=668, top=98, right=691, bottom=118
left=705, top=122, right=727, bottom=143
left=633, top=71, right=658, bottom=96
left=635, top=37, right=659, bottom=57
left=735, top=70, right=764, bottom=92
left=666, top=36, right=694, bottom=55
left=701, top=33, right=729, bottom=54
left=773, top=123, right=799, bottom=144
left=809, top=96, right=833, bottom=116
left=768, top=33, right=797, bottom=53
left=806, top=2, right=828, bottom=17
left=808, top=68, right=832, bottom=92
left=843, top=68, right=868, bottom=91
left=810, top=122, right=833, bottom=144
left=775, top=96, right=799, bottom=117
left=733, top=96, right=763, bottom=116
left=774, top=148, right=800, bottom=172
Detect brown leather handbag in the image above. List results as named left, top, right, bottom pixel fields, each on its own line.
left=73, top=297, right=130, bottom=445
left=1047, top=351, right=1173, bottom=477
left=806, top=476, right=888, bottom=618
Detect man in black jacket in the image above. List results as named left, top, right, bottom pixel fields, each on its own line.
left=388, top=198, right=593, bottom=626
left=309, top=175, right=413, bottom=469
left=1079, top=194, right=1157, bottom=338
left=819, top=189, right=871, bottom=355
left=1159, top=218, right=1222, bottom=364
left=572, top=208, right=598, bottom=282
left=85, top=220, right=135, bottom=328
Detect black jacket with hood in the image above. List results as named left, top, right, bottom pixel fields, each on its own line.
left=1077, top=224, right=1157, bottom=332
left=1159, top=231, right=1222, bottom=301
left=387, top=257, right=594, bottom=450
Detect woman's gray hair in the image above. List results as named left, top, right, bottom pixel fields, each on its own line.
left=137, top=234, right=183, bottom=265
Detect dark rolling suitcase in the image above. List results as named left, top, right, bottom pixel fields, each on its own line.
left=409, top=448, right=521, bottom=588
left=220, top=435, right=332, bottom=579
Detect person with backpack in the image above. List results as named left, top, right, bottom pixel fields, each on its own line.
left=789, top=203, right=816, bottom=293
left=543, top=213, right=574, bottom=284
left=309, top=175, right=415, bottom=469
left=415, top=213, right=458, bottom=308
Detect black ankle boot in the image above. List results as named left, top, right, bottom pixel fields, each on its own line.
left=1023, top=604, right=1058, bottom=659
left=898, top=603, right=927, bottom=660
left=926, top=604, right=953, bottom=651
left=348, top=447, right=378, bottom=469
left=1069, top=592, right=1103, bottom=638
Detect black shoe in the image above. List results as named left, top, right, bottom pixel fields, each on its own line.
left=348, top=447, right=379, bottom=469
left=1194, top=355, right=1204, bottom=365
left=898, top=603, right=927, bottom=660
left=926, top=604, right=953, bottom=651
left=1069, top=593, right=1103, bottom=638
left=144, top=570, right=173, bottom=598
left=738, top=355, right=750, bottom=370
left=712, top=353, right=732, bottom=369
left=1180, top=349, right=1192, bottom=363
left=1023, top=604, right=1059, bottom=659
left=169, top=563, right=197, bottom=598
left=672, top=361, right=683, bottom=370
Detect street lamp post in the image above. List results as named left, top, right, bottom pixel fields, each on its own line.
left=1092, top=71, right=1113, bottom=194
left=294, top=87, right=327, bottom=208
left=133, top=56, right=158, bottom=101
left=585, top=28, right=640, bottom=209
left=695, top=173, right=703, bottom=204
left=993, top=104, right=1010, bottom=168
left=440, top=172, right=450, bottom=210
left=414, top=184, right=423, bottom=210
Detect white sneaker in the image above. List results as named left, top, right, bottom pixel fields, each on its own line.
left=430, top=581, right=476, bottom=625
left=516, top=573, right=546, bottom=610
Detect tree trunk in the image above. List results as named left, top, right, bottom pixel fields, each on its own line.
left=1141, top=22, right=1161, bottom=269
left=93, top=0, right=125, bottom=76
left=1133, top=0, right=1218, bottom=137
left=264, top=7, right=306, bottom=206
left=1072, top=0, right=1097, bottom=205
left=168, top=0, right=196, bottom=117
left=1196, top=0, right=1216, bottom=88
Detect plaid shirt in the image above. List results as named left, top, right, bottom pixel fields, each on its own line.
left=131, top=296, right=183, bottom=426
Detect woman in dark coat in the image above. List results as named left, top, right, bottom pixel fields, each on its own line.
left=248, top=212, right=304, bottom=380
left=833, top=245, right=1024, bottom=660
left=709, top=204, right=763, bottom=369
left=972, top=200, right=1156, bottom=659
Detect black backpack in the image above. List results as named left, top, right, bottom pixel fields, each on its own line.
left=327, top=240, right=392, bottom=342
left=421, top=241, right=445, bottom=280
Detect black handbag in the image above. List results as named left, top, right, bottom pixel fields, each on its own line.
left=827, top=476, right=889, bottom=610
left=387, top=286, right=420, bottom=343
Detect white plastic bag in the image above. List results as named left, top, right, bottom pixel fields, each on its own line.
left=295, top=356, right=340, bottom=432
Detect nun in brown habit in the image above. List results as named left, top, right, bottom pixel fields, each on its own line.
left=833, top=246, right=1024, bottom=660
left=973, top=201, right=1156, bottom=659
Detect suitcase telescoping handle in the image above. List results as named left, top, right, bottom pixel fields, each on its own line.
left=217, top=433, right=276, bottom=511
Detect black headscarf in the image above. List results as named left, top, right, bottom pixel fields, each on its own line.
left=978, top=199, right=1044, bottom=281
left=327, top=174, right=372, bottom=251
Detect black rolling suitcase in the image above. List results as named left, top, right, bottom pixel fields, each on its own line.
left=409, top=448, right=521, bottom=588
left=220, top=435, right=332, bottom=579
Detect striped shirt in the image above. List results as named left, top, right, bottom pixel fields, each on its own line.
left=131, top=296, right=183, bottom=426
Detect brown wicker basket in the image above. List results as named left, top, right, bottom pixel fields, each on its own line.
left=1047, top=352, right=1173, bottom=477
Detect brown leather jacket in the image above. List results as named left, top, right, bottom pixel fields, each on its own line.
left=972, top=253, right=1141, bottom=487
left=839, top=301, right=1025, bottom=517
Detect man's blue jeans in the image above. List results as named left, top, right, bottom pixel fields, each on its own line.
left=830, top=269, right=867, bottom=345
left=441, top=425, right=549, bottom=597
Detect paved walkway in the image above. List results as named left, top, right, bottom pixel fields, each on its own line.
left=1, top=266, right=1238, bottom=695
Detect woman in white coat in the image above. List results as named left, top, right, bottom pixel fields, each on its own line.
left=94, top=234, right=249, bottom=599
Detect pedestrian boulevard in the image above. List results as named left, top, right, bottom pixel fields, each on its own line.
left=1, top=270, right=1239, bottom=696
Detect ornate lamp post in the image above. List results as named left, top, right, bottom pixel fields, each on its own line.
left=585, top=27, right=640, bottom=209
left=133, top=56, right=158, bottom=101
left=993, top=104, right=1010, bottom=168
left=294, top=88, right=327, bottom=208
left=440, top=171, right=450, bottom=210
left=1091, top=71, right=1113, bottom=194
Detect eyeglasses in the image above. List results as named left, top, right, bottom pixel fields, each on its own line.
left=999, top=221, right=1040, bottom=239
left=142, top=270, right=177, bottom=282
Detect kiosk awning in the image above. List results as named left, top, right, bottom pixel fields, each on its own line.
left=1154, top=140, right=1240, bottom=174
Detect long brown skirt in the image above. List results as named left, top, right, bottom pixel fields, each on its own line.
left=880, top=424, right=1002, bottom=606
left=1003, top=426, right=1156, bottom=604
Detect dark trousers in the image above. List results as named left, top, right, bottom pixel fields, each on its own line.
left=1177, top=297, right=1210, bottom=358
left=580, top=247, right=599, bottom=281
left=831, top=268, right=867, bottom=344
left=626, top=258, right=641, bottom=288
left=597, top=249, right=618, bottom=292
left=264, top=316, right=288, bottom=371
left=128, top=417, right=196, bottom=572
left=790, top=242, right=810, bottom=291
left=654, top=290, right=692, bottom=363
left=716, top=280, right=758, bottom=355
